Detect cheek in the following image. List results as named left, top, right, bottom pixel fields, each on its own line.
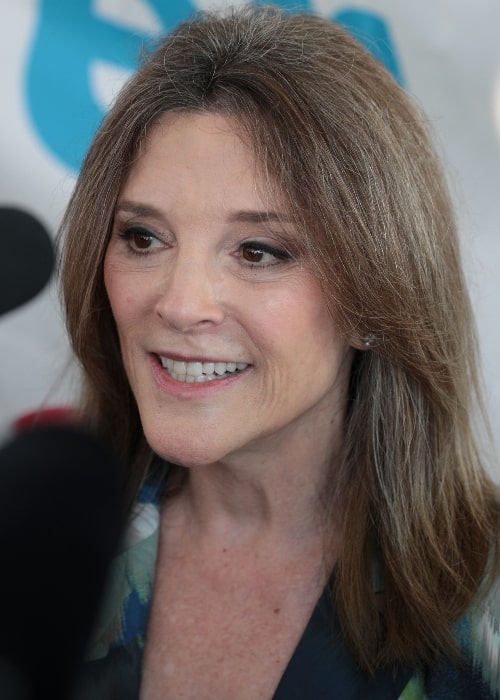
left=241, top=279, right=335, bottom=367
left=103, top=255, right=121, bottom=312
left=104, top=256, right=138, bottom=327
left=266, top=283, right=335, bottom=346
left=279, top=288, right=350, bottom=384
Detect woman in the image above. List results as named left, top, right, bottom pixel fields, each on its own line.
left=60, top=5, right=500, bottom=699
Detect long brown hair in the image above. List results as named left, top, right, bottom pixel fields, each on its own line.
left=59, top=4, right=500, bottom=671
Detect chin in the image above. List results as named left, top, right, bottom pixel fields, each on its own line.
left=145, top=430, right=227, bottom=469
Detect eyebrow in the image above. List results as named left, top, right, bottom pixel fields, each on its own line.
left=114, top=201, right=164, bottom=219
left=229, top=211, right=293, bottom=225
left=115, top=201, right=293, bottom=226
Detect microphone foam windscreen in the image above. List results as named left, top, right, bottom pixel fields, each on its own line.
left=0, top=425, right=126, bottom=699
left=0, top=207, right=54, bottom=316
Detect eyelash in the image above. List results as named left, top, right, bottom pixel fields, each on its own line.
left=117, top=226, right=162, bottom=256
left=116, top=225, right=293, bottom=268
left=238, top=241, right=292, bottom=268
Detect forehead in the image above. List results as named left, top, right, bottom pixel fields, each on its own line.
left=140, top=111, right=257, bottom=171
left=121, top=111, right=288, bottom=213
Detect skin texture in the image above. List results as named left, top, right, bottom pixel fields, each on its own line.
left=104, top=112, right=353, bottom=484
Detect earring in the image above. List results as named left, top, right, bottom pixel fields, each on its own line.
left=362, top=333, right=375, bottom=349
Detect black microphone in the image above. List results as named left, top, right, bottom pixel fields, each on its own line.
left=0, top=425, right=126, bottom=699
left=0, top=207, right=55, bottom=317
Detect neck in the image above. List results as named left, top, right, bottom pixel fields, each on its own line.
left=166, top=419, right=343, bottom=554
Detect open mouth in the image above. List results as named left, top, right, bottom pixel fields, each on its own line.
left=158, top=356, right=249, bottom=383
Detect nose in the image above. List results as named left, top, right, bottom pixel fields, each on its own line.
left=154, top=252, right=226, bottom=332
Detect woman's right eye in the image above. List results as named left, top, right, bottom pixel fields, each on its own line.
left=118, top=226, right=162, bottom=254
left=130, top=230, right=155, bottom=250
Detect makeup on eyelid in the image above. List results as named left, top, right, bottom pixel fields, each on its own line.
left=112, top=220, right=296, bottom=268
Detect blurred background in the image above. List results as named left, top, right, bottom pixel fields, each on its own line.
left=0, top=0, right=499, bottom=453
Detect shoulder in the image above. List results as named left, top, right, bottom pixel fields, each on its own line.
left=86, top=469, right=165, bottom=660
left=463, top=573, right=500, bottom=697
left=73, top=469, right=165, bottom=698
left=398, top=575, right=500, bottom=700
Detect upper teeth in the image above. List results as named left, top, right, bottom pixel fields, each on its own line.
left=159, top=357, right=248, bottom=383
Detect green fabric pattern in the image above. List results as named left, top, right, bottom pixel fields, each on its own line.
left=86, top=501, right=160, bottom=661
left=398, top=675, right=427, bottom=700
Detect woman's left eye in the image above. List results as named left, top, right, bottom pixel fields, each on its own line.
left=239, top=242, right=291, bottom=267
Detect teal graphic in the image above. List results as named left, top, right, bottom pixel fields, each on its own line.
left=26, top=1, right=403, bottom=173
left=255, top=0, right=313, bottom=10
left=26, top=0, right=196, bottom=172
left=334, top=8, right=404, bottom=85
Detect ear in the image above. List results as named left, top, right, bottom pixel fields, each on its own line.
left=350, top=333, right=376, bottom=351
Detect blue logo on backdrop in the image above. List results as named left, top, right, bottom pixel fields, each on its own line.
left=26, top=0, right=403, bottom=173
left=333, top=8, right=404, bottom=85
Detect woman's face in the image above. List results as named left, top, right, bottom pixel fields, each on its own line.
left=104, top=112, right=353, bottom=468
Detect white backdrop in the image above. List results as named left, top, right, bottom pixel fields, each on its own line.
left=0, top=0, right=499, bottom=448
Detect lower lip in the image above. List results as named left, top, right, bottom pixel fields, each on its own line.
left=150, top=355, right=250, bottom=399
